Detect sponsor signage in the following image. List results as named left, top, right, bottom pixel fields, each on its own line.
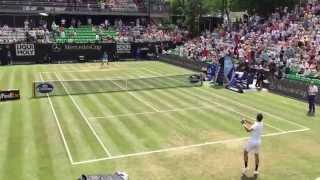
left=117, top=43, right=131, bottom=54
left=15, top=44, right=35, bottom=56
left=140, top=47, right=149, bottom=51
left=0, top=89, right=20, bottom=101
left=78, top=171, right=128, bottom=180
left=2, top=41, right=175, bottom=64
left=64, top=44, right=102, bottom=50
left=36, top=83, right=54, bottom=94
left=51, top=44, right=102, bottom=51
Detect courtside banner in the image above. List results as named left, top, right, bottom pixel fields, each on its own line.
left=15, top=44, right=35, bottom=56
left=0, top=89, right=20, bottom=101
left=36, top=83, right=54, bottom=94
left=116, top=43, right=131, bottom=54
left=50, top=43, right=116, bottom=62
left=160, top=55, right=207, bottom=72
left=269, top=78, right=320, bottom=104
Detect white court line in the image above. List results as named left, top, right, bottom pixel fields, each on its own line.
left=143, top=67, right=309, bottom=130
left=36, top=74, right=185, bottom=83
left=127, top=92, right=160, bottom=112
left=34, top=77, right=126, bottom=83
left=54, top=72, right=112, bottom=157
left=39, top=77, right=125, bottom=82
left=142, top=68, right=164, bottom=76
left=141, top=68, right=285, bottom=132
left=88, top=104, right=285, bottom=136
left=89, top=104, right=219, bottom=120
left=39, top=73, right=74, bottom=164
left=72, top=128, right=310, bottom=165
left=44, top=66, right=310, bottom=165
left=201, top=88, right=310, bottom=130
left=119, top=71, right=283, bottom=132
left=185, top=88, right=285, bottom=132
left=41, top=67, right=146, bottom=74
left=108, top=79, right=160, bottom=112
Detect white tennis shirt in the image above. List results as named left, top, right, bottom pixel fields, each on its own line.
left=249, top=122, right=264, bottom=144
left=308, top=85, right=318, bottom=96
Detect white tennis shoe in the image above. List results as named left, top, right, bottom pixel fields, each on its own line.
left=242, top=167, right=249, bottom=175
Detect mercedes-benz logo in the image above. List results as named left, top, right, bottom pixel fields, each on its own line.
left=52, top=44, right=61, bottom=53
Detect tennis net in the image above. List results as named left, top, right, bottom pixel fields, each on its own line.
left=33, top=74, right=203, bottom=97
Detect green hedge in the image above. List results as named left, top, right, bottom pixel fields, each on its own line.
left=286, top=74, right=320, bottom=86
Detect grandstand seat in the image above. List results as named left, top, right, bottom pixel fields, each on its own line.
left=55, top=26, right=118, bottom=43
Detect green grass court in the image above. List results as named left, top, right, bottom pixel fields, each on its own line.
left=0, top=61, right=319, bottom=180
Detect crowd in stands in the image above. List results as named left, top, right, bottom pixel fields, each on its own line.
left=54, top=17, right=186, bottom=43
left=117, top=23, right=186, bottom=43
left=170, top=0, right=320, bottom=79
left=5, top=0, right=320, bottom=81
left=0, top=0, right=168, bottom=13
left=0, top=17, right=186, bottom=44
left=100, top=0, right=138, bottom=12
left=0, top=19, right=50, bottom=44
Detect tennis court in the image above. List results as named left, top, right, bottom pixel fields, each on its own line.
left=1, top=61, right=319, bottom=179
left=37, top=61, right=309, bottom=166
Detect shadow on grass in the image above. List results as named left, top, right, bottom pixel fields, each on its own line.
left=241, top=174, right=258, bottom=180
left=209, top=84, right=225, bottom=89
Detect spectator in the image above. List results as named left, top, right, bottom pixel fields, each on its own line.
left=24, top=19, right=29, bottom=30
left=61, top=18, right=66, bottom=27
left=95, top=33, right=100, bottom=42
left=87, top=18, right=92, bottom=25
left=307, top=81, right=318, bottom=116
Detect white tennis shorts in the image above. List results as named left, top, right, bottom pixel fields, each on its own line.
left=244, top=141, right=261, bottom=154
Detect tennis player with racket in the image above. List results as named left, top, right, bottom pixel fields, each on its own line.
left=241, top=113, right=264, bottom=176
left=101, top=51, right=109, bottom=68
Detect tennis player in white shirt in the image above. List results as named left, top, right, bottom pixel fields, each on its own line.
left=241, top=113, right=264, bottom=176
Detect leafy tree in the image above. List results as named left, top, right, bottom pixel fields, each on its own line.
left=184, top=0, right=203, bottom=35
left=168, top=0, right=302, bottom=35
left=230, top=0, right=301, bottom=16
left=170, top=0, right=186, bottom=15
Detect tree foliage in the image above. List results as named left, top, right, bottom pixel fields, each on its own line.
left=230, top=0, right=301, bottom=15
left=170, top=0, right=186, bottom=15
left=184, top=0, right=203, bottom=35
left=169, top=0, right=301, bottom=35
